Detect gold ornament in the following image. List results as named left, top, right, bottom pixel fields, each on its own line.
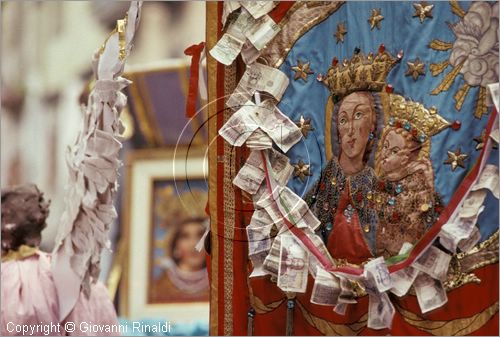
left=368, top=8, right=384, bottom=30
left=293, top=159, right=312, bottom=182
left=291, top=60, right=314, bottom=82
left=386, top=94, right=450, bottom=139
left=413, top=2, right=434, bottom=23
left=405, top=57, right=426, bottom=81
left=295, top=115, right=314, bottom=138
left=334, top=22, right=347, bottom=43
left=324, top=48, right=399, bottom=99
left=444, top=148, right=468, bottom=171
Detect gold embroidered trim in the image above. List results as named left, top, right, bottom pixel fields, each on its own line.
left=458, top=230, right=499, bottom=272
left=454, top=83, right=471, bottom=110
left=450, top=0, right=466, bottom=18
left=474, top=86, right=489, bottom=119
left=258, top=2, right=344, bottom=68
left=396, top=301, right=499, bottom=335
left=1, top=245, right=38, bottom=262
left=429, top=60, right=450, bottom=76
left=296, top=299, right=368, bottom=335
left=223, top=61, right=237, bottom=336
left=429, top=39, right=453, bottom=51
left=431, top=60, right=465, bottom=95
left=206, top=2, right=220, bottom=335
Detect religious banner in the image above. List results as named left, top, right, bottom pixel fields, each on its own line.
left=206, top=1, right=498, bottom=335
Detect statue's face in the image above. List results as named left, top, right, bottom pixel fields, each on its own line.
left=380, top=129, right=410, bottom=175
left=337, top=92, right=375, bottom=160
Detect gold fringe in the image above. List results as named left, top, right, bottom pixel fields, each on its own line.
left=296, top=300, right=367, bottom=335
left=474, top=86, right=489, bottom=119
left=396, top=301, right=499, bottom=335
left=453, top=83, right=471, bottom=110
left=430, top=60, right=451, bottom=76
left=431, top=61, right=464, bottom=95
left=450, top=0, right=466, bottom=18
left=429, top=39, right=453, bottom=51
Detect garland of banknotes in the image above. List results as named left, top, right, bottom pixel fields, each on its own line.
left=51, top=1, right=142, bottom=321
left=211, top=3, right=500, bottom=329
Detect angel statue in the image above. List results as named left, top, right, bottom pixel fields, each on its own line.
left=1, top=2, right=142, bottom=335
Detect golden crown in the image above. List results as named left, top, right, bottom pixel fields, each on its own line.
left=385, top=94, right=450, bottom=142
left=324, top=45, right=401, bottom=99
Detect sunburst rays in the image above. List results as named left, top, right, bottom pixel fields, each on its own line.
left=428, top=1, right=489, bottom=118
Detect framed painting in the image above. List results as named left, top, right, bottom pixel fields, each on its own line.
left=120, top=147, right=209, bottom=323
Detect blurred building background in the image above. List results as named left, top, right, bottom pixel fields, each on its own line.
left=1, top=1, right=207, bottom=332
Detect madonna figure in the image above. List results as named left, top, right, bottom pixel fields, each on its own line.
left=304, top=48, right=399, bottom=264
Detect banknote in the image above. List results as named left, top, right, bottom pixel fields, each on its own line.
left=440, top=206, right=484, bottom=252
left=218, top=103, right=260, bottom=146
left=268, top=149, right=295, bottom=185
left=471, top=164, right=499, bottom=199
left=311, top=267, right=340, bottom=306
left=338, top=277, right=357, bottom=304
left=457, top=226, right=481, bottom=253
left=277, top=234, right=309, bottom=293
left=367, top=292, right=395, bottom=330
left=490, top=129, right=499, bottom=144
left=334, top=303, right=347, bottom=315
left=249, top=251, right=269, bottom=278
left=241, top=40, right=261, bottom=65
left=222, top=1, right=241, bottom=26
left=256, top=100, right=303, bottom=152
left=241, top=1, right=277, bottom=19
left=364, top=256, right=393, bottom=293
left=263, top=234, right=282, bottom=278
left=234, top=149, right=293, bottom=194
left=227, top=63, right=289, bottom=110
left=302, top=227, right=335, bottom=277
left=245, top=14, right=280, bottom=50
left=246, top=129, right=273, bottom=149
left=413, top=246, right=451, bottom=281
left=389, top=243, right=420, bottom=297
left=277, top=186, right=321, bottom=230
left=458, top=189, right=487, bottom=219
left=247, top=209, right=274, bottom=256
left=413, top=273, right=448, bottom=314
left=209, top=32, right=245, bottom=66
left=488, top=83, right=499, bottom=111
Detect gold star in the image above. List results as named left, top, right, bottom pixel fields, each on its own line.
left=295, top=115, right=315, bottom=138
left=473, top=130, right=486, bottom=151
left=405, top=57, right=426, bottom=81
left=444, top=148, right=468, bottom=171
left=473, top=130, right=498, bottom=150
left=334, top=22, right=347, bottom=43
left=291, top=60, right=314, bottom=82
left=413, top=1, right=434, bottom=23
left=293, top=159, right=312, bottom=182
left=368, top=8, right=384, bottom=30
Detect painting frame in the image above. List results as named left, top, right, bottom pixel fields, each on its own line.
left=119, top=146, right=209, bottom=323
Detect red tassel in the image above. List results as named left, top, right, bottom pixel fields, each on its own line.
left=184, top=41, right=205, bottom=118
